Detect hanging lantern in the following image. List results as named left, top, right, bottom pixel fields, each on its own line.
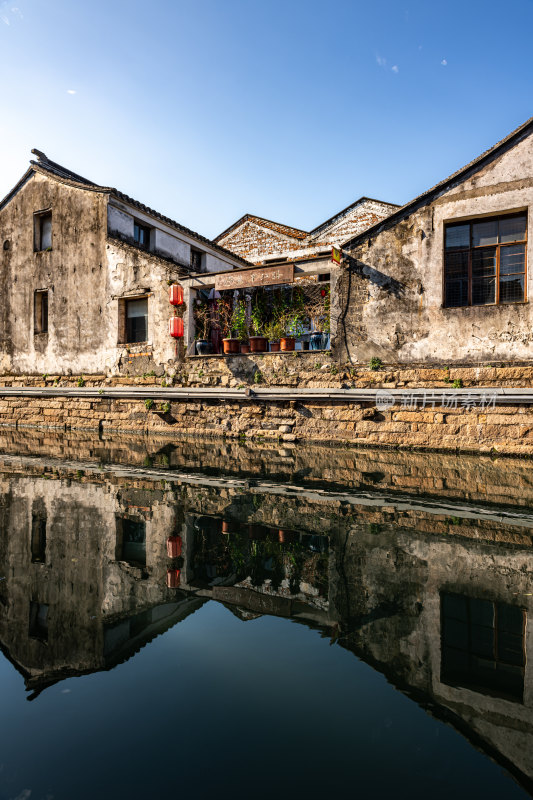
left=169, top=317, right=184, bottom=338
left=166, top=568, right=181, bottom=589
left=166, top=535, right=182, bottom=559
left=169, top=284, right=184, bottom=306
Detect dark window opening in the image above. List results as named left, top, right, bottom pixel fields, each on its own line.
left=34, top=290, right=48, bottom=334
left=441, top=592, right=525, bottom=702
left=34, top=211, right=52, bottom=251
left=29, top=601, right=49, bottom=641
left=444, top=212, right=527, bottom=308
left=126, top=297, right=148, bottom=343
left=190, top=249, right=203, bottom=271
left=31, top=511, right=47, bottom=563
left=134, top=222, right=151, bottom=249
left=116, top=516, right=146, bottom=567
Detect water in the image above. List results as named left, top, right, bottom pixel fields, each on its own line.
left=0, top=430, right=532, bottom=799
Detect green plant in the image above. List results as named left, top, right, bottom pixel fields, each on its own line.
left=53, top=379, right=59, bottom=386
left=452, top=379, right=463, bottom=388
left=283, top=312, right=304, bottom=338
left=161, top=379, right=167, bottom=387
left=77, top=376, right=85, bottom=387
left=143, top=370, right=156, bottom=378
left=330, top=365, right=338, bottom=375
left=253, top=370, right=262, bottom=384
left=98, top=389, right=104, bottom=395
left=369, top=357, right=383, bottom=371
left=161, top=401, right=170, bottom=413
left=42, top=373, right=48, bottom=381
left=198, top=369, right=204, bottom=378
left=314, top=362, right=322, bottom=370
left=230, top=300, right=249, bottom=341
left=264, top=318, right=284, bottom=342
left=145, top=398, right=154, bottom=410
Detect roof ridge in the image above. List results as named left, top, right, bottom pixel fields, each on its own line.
left=309, top=196, right=401, bottom=236
left=19, top=150, right=251, bottom=267
left=215, top=213, right=309, bottom=243
left=342, top=115, right=533, bottom=250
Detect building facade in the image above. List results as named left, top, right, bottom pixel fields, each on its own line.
left=0, top=150, right=247, bottom=376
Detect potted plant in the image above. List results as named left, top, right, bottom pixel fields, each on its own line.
left=228, top=300, right=250, bottom=354
left=194, top=300, right=212, bottom=355
left=281, top=312, right=304, bottom=351
left=264, top=319, right=284, bottom=352
left=249, top=298, right=268, bottom=353
left=217, top=296, right=240, bottom=355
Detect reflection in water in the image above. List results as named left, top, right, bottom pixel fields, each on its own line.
left=0, top=433, right=532, bottom=797
left=441, top=593, right=526, bottom=703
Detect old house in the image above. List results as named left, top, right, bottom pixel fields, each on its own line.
left=0, top=149, right=247, bottom=376
left=338, top=116, right=533, bottom=364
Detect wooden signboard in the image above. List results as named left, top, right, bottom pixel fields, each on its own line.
left=214, top=264, right=294, bottom=292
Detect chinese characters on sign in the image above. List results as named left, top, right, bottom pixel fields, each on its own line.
left=214, top=264, right=294, bottom=292
left=375, top=389, right=497, bottom=411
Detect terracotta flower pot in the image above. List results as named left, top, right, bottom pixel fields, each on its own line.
left=280, top=337, right=295, bottom=351
left=249, top=336, right=268, bottom=353
left=270, top=341, right=280, bottom=352
left=240, top=343, right=250, bottom=353
left=223, top=338, right=240, bottom=354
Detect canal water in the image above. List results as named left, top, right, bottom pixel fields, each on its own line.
left=0, top=430, right=532, bottom=799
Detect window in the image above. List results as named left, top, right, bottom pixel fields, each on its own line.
left=34, top=211, right=52, bottom=251
left=190, top=249, right=203, bottom=271
left=441, top=592, right=525, bottom=702
left=116, top=516, right=146, bottom=566
left=134, top=221, right=151, bottom=249
left=126, top=297, right=148, bottom=343
left=31, top=508, right=47, bottom=563
left=444, top=212, right=527, bottom=307
left=29, top=601, right=49, bottom=641
left=34, top=290, right=48, bottom=334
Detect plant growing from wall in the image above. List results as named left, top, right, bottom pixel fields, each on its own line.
left=369, top=357, right=383, bottom=371
left=145, top=398, right=154, bottom=410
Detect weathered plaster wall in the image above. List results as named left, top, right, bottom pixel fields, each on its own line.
left=0, top=172, right=112, bottom=375
left=0, top=172, right=188, bottom=376
left=341, top=132, right=533, bottom=364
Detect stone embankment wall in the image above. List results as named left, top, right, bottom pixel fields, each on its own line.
left=2, top=353, right=533, bottom=388
left=0, top=392, right=531, bottom=455
left=0, top=358, right=532, bottom=455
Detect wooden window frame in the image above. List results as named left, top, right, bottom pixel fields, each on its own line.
left=33, top=209, right=52, bottom=252
left=34, top=289, right=49, bottom=334
left=133, top=221, right=151, bottom=250
left=443, top=211, right=528, bottom=308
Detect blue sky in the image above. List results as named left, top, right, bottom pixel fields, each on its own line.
left=0, top=0, right=532, bottom=238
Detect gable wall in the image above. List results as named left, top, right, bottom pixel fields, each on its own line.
left=311, top=200, right=397, bottom=246
left=337, top=132, right=533, bottom=364
left=217, top=220, right=305, bottom=263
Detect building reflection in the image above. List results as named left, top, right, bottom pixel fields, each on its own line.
left=0, top=458, right=531, bottom=791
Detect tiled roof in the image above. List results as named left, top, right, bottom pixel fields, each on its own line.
left=2, top=149, right=251, bottom=267
left=215, top=214, right=309, bottom=243
left=342, top=116, right=533, bottom=250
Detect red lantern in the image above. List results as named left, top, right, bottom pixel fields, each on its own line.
left=169, top=284, right=184, bottom=306
left=169, top=317, right=184, bottom=338
left=166, top=535, right=182, bottom=559
left=166, top=568, right=181, bottom=589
